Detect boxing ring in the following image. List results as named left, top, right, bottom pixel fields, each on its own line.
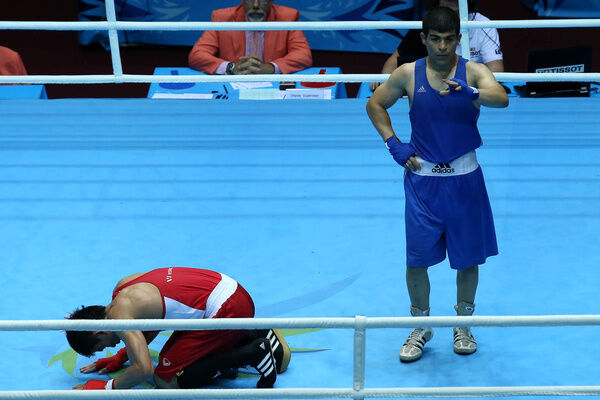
left=1, top=0, right=600, bottom=398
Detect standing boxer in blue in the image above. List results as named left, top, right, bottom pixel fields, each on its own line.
left=366, top=6, right=508, bottom=362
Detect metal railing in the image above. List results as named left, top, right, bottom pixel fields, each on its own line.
left=2, top=315, right=600, bottom=399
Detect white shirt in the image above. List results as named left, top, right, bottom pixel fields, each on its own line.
left=456, top=12, right=503, bottom=64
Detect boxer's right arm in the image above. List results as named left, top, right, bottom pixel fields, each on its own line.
left=366, top=64, right=419, bottom=170
left=366, top=63, right=410, bottom=141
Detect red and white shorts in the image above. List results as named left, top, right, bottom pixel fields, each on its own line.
left=154, top=284, right=255, bottom=381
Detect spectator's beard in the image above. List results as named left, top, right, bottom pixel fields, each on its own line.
left=246, top=9, right=267, bottom=22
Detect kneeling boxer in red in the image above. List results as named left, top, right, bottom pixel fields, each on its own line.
left=66, top=267, right=291, bottom=390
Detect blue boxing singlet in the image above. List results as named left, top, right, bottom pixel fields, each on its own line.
left=409, top=57, right=482, bottom=163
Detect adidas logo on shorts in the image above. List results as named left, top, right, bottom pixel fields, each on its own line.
left=432, top=163, right=455, bottom=174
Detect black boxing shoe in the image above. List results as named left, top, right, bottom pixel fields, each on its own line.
left=252, top=338, right=277, bottom=388
left=244, top=329, right=291, bottom=374
left=266, top=329, right=291, bottom=374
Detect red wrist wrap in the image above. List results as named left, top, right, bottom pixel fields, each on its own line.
left=82, top=379, right=108, bottom=390
left=95, top=347, right=127, bottom=372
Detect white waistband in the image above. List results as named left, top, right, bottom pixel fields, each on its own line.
left=411, top=150, right=479, bottom=177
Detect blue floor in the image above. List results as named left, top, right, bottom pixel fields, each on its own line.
left=0, top=97, right=599, bottom=397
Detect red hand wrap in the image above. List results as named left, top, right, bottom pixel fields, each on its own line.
left=82, top=379, right=110, bottom=390
left=95, top=347, right=128, bottom=372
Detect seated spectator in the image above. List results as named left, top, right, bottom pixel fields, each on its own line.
left=0, top=46, right=28, bottom=82
left=189, top=0, right=312, bottom=75
left=371, top=0, right=503, bottom=90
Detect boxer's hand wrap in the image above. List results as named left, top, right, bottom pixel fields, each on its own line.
left=449, top=78, right=479, bottom=100
left=82, top=379, right=114, bottom=390
left=95, top=348, right=127, bottom=372
left=385, top=136, right=416, bottom=166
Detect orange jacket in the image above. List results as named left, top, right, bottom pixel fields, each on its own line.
left=0, top=46, right=27, bottom=76
left=189, top=4, right=312, bottom=74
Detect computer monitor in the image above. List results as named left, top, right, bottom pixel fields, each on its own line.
left=523, top=46, right=592, bottom=97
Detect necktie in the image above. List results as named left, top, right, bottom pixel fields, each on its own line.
left=249, top=31, right=264, bottom=61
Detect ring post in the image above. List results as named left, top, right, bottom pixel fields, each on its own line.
left=458, top=0, right=471, bottom=60
left=353, top=315, right=367, bottom=400
left=105, top=0, right=124, bottom=82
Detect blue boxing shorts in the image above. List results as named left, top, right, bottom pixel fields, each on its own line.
left=403, top=151, right=498, bottom=269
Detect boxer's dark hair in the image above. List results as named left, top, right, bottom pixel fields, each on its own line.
left=66, top=305, right=106, bottom=357
left=423, top=6, right=460, bottom=36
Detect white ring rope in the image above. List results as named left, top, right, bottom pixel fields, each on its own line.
left=1, top=1, right=599, bottom=86
left=0, top=73, right=598, bottom=85
left=0, top=19, right=599, bottom=31
left=2, top=314, right=600, bottom=331
left=2, top=386, right=600, bottom=399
